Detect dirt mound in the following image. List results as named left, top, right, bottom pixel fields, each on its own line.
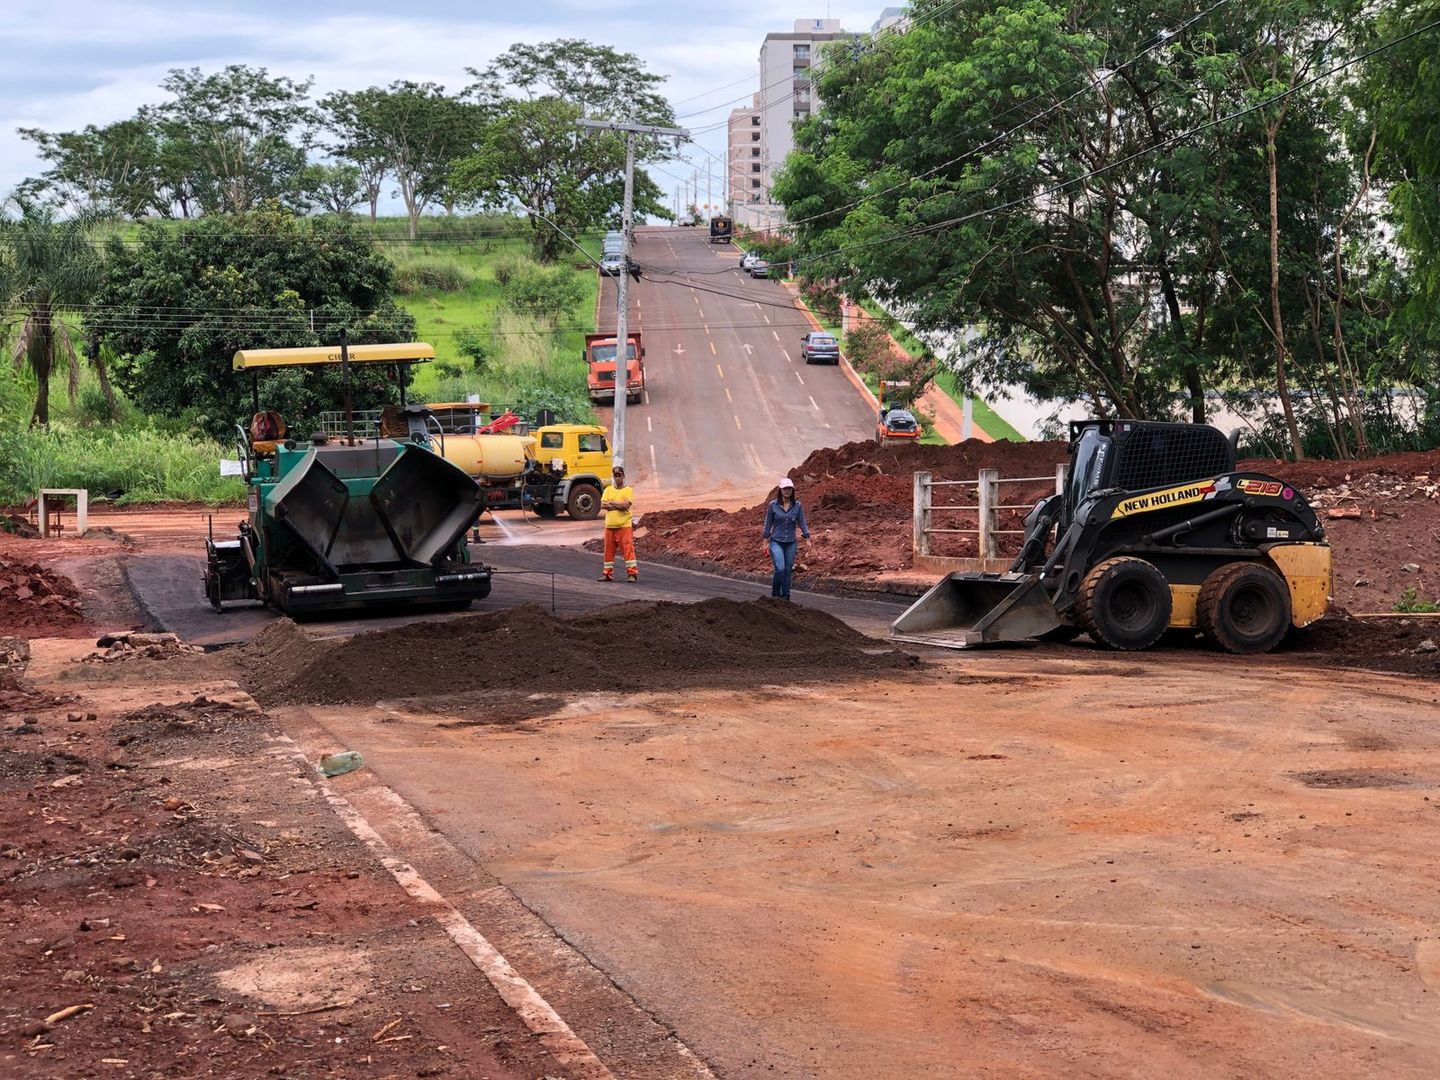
left=236, top=598, right=919, bottom=706
left=1288, top=614, right=1440, bottom=678
left=0, top=556, right=86, bottom=636
left=641, top=438, right=1068, bottom=579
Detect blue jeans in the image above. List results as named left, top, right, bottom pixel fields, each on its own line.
left=769, top=539, right=797, bottom=598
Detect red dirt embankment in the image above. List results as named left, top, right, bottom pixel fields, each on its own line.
left=641, top=440, right=1440, bottom=612
left=642, top=439, right=1070, bottom=579
left=0, top=556, right=88, bottom=637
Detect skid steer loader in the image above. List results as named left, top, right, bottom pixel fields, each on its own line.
left=891, top=420, right=1332, bottom=654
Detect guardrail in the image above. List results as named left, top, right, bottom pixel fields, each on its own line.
left=912, top=467, right=1068, bottom=572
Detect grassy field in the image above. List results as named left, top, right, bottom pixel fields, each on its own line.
left=0, top=214, right=602, bottom=506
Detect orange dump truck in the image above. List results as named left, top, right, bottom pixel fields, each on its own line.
left=585, top=332, right=645, bottom=406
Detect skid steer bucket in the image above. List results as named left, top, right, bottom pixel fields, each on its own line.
left=890, top=572, right=1061, bottom=649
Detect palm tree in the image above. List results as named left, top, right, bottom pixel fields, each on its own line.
left=0, top=201, right=103, bottom=426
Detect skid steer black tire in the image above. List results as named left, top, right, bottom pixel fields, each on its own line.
left=1197, top=562, right=1291, bottom=654
left=1078, top=557, right=1172, bottom=651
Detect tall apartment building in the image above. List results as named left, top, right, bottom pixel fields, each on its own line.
left=733, top=18, right=853, bottom=231
left=726, top=94, right=761, bottom=215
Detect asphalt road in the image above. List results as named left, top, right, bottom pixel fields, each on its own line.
left=596, top=226, right=874, bottom=502
left=129, top=542, right=911, bottom=647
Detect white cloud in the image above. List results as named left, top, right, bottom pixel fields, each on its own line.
left=2, top=1, right=890, bottom=209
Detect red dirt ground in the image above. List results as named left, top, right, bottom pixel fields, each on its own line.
left=639, top=440, right=1440, bottom=612
left=0, top=648, right=567, bottom=1080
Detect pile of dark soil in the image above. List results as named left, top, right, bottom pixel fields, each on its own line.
left=1288, top=614, right=1440, bottom=678
left=0, top=555, right=86, bottom=636
left=639, top=438, right=1069, bottom=579
left=237, top=598, right=919, bottom=706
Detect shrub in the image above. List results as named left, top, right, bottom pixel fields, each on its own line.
left=393, top=260, right=474, bottom=295
left=1394, top=587, right=1440, bottom=614
left=501, top=266, right=586, bottom=324
left=453, top=327, right=490, bottom=372
left=491, top=256, right=528, bottom=287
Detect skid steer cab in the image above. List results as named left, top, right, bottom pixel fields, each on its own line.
left=204, top=340, right=492, bottom=618
left=892, top=420, right=1332, bottom=654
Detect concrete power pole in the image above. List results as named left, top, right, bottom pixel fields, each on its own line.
left=577, top=119, right=689, bottom=471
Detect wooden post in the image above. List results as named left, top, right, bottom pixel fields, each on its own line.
left=913, top=471, right=931, bottom=557
left=978, top=468, right=999, bottom=559
left=1055, top=462, right=1068, bottom=496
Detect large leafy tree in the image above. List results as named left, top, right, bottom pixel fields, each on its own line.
left=320, top=84, right=484, bottom=238
left=1361, top=0, right=1440, bottom=342
left=453, top=40, right=675, bottom=261
left=775, top=0, right=1402, bottom=457
left=155, top=65, right=317, bottom=215
left=0, top=202, right=104, bottom=426
left=92, top=206, right=416, bottom=438
left=17, top=118, right=167, bottom=218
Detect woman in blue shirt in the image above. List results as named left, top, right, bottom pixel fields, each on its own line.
left=762, top=477, right=811, bottom=600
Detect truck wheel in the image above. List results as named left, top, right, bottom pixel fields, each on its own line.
left=1197, top=562, right=1291, bottom=654
left=1077, top=556, right=1171, bottom=651
left=567, top=484, right=601, bottom=520
left=533, top=503, right=557, bottom=518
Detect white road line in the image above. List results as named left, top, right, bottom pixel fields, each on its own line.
left=646, top=415, right=652, bottom=433
left=649, top=442, right=658, bottom=482
left=644, top=391, right=651, bottom=405
left=704, top=324, right=710, bottom=335
left=716, top=363, right=724, bottom=379
left=733, top=415, right=742, bottom=430
left=270, top=734, right=616, bottom=1078
left=698, top=307, right=704, bottom=318
left=782, top=349, right=792, bottom=363
left=724, top=387, right=733, bottom=403
left=763, top=314, right=771, bottom=324
left=709, top=341, right=716, bottom=355
left=771, top=330, right=779, bottom=341
left=809, top=395, right=819, bottom=410
left=795, top=371, right=804, bottom=385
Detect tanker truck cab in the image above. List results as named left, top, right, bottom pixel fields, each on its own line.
left=526, top=424, right=613, bottom=519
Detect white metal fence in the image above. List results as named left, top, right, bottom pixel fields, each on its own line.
left=912, top=467, right=1068, bottom=565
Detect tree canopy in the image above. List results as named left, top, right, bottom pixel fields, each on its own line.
left=453, top=40, right=677, bottom=261
left=773, top=0, right=1435, bottom=457
left=92, top=206, right=415, bottom=438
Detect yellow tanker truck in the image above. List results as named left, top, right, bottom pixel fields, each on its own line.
left=419, top=404, right=613, bottom=519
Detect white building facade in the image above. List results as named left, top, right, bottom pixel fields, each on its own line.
left=733, top=18, right=853, bottom=232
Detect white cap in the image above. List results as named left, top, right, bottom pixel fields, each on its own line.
left=778, top=477, right=794, bottom=488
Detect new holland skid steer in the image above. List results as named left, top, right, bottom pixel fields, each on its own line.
left=891, top=420, right=1332, bottom=654
left=204, top=341, right=492, bottom=617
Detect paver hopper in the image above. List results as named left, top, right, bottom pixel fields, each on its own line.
left=891, top=420, right=1333, bottom=654
left=204, top=342, right=492, bottom=616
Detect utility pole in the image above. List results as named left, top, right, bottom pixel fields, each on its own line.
left=577, top=118, right=689, bottom=471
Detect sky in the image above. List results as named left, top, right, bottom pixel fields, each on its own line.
left=2, top=0, right=886, bottom=216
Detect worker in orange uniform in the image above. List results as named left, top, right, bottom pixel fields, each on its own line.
left=598, top=465, right=638, bottom=582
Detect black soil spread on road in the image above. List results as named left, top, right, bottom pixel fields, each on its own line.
left=235, top=598, right=920, bottom=706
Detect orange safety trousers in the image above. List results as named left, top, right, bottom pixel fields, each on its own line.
left=602, top=526, right=638, bottom=579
